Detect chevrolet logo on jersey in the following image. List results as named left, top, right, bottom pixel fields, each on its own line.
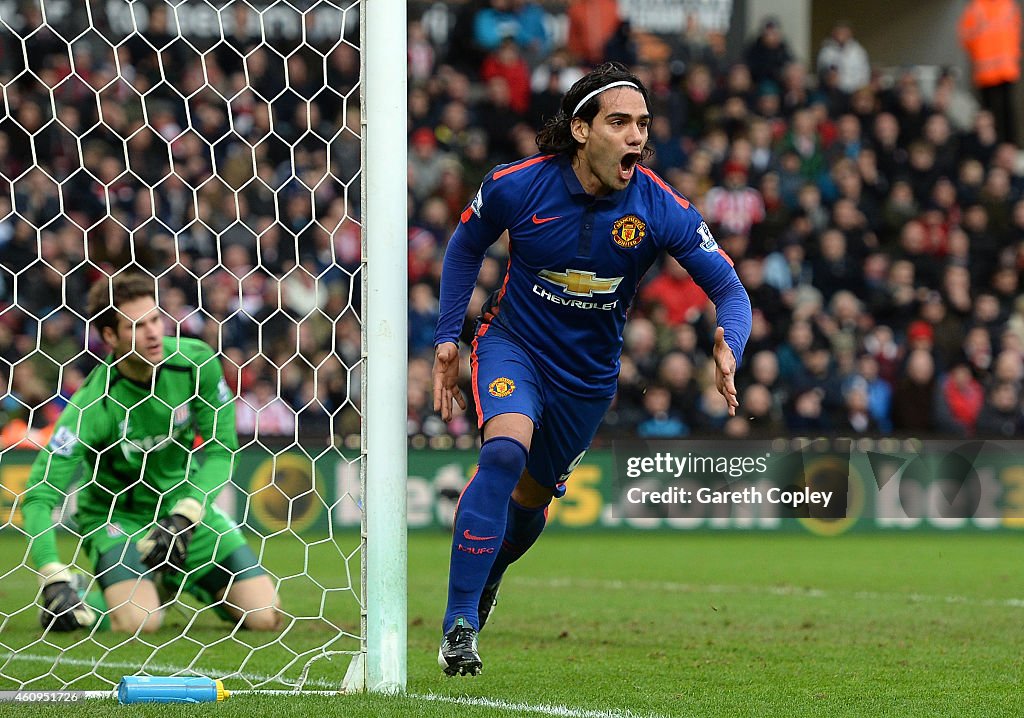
left=538, top=269, right=623, bottom=297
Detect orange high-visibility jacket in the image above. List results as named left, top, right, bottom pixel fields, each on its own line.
left=959, top=0, right=1022, bottom=87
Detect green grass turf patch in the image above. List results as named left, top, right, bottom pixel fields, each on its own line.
left=0, top=531, right=1020, bottom=717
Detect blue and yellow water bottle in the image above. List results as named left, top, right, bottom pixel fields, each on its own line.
left=117, top=676, right=231, bottom=704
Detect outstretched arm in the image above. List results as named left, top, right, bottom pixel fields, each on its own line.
left=22, top=404, right=106, bottom=570
left=713, top=326, right=739, bottom=417
left=22, top=398, right=107, bottom=632
left=432, top=175, right=507, bottom=420
left=431, top=227, right=489, bottom=423
left=432, top=190, right=506, bottom=349
left=667, top=219, right=751, bottom=414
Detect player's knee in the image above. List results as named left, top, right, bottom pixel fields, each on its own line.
left=109, top=607, right=162, bottom=634
left=242, top=607, right=282, bottom=632
left=479, top=436, right=528, bottom=476
left=511, top=476, right=553, bottom=509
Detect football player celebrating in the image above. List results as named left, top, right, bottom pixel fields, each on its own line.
left=433, top=63, right=752, bottom=675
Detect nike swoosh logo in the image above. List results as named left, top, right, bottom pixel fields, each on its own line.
left=532, top=214, right=561, bottom=224
left=463, top=529, right=497, bottom=541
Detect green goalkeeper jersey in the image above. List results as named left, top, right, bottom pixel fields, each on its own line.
left=21, top=336, right=238, bottom=569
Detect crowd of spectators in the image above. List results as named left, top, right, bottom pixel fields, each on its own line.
left=0, top=1, right=1021, bottom=450
left=403, top=2, right=1024, bottom=444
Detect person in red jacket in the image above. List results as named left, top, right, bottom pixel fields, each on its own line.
left=639, top=258, right=709, bottom=326
left=480, top=38, right=532, bottom=116
left=959, top=0, right=1022, bottom=143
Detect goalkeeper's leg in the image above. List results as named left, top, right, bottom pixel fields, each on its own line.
left=103, top=579, right=164, bottom=633
left=216, top=575, right=280, bottom=631
left=179, top=514, right=281, bottom=631
left=184, top=538, right=281, bottom=631
left=92, top=538, right=166, bottom=633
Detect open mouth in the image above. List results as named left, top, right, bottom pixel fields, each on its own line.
left=619, top=152, right=641, bottom=181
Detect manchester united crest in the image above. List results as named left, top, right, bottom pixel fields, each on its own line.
left=611, top=214, right=646, bottom=248
left=488, top=377, right=516, bottom=398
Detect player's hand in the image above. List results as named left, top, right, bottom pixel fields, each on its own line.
left=713, top=326, right=739, bottom=417
left=38, top=563, right=96, bottom=632
left=137, top=498, right=203, bottom=571
left=432, top=341, right=466, bottom=422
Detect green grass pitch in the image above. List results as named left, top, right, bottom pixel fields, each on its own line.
left=0, top=530, right=1020, bottom=717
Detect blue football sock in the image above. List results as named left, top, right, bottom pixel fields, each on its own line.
left=443, top=436, right=527, bottom=632
left=485, top=498, right=548, bottom=587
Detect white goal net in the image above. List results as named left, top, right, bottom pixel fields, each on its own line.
left=0, top=0, right=405, bottom=696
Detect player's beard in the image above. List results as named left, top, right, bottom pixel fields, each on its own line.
left=579, top=146, right=643, bottom=194
left=602, top=150, right=641, bottom=191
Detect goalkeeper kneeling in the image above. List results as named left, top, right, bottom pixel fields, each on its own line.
left=22, top=273, right=281, bottom=634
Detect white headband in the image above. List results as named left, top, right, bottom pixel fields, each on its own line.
left=571, top=80, right=639, bottom=118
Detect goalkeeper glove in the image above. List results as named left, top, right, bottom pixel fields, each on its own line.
left=38, top=563, right=97, bottom=632
left=137, top=498, right=204, bottom=571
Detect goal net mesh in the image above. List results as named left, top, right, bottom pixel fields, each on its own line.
left=0, top=0, right=365, bottom=692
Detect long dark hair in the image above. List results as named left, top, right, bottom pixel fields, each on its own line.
left=536, top=62, right=653, bottom=160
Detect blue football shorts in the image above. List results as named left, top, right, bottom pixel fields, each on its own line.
left=471, top=323, right=613, bottom=497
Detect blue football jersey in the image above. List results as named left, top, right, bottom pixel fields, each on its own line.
left=434, top=154, right=751, bottom=397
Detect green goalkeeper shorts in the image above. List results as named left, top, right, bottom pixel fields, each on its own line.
left=84, top=505, right=265, bottom=605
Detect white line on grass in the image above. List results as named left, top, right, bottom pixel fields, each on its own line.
left=410, top=692, right=667, bottom=718
left=0, top=652, right=338, bottom=689
left=518, top=577, right=1024, bottom=609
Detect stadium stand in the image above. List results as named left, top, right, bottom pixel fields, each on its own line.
left=0, top=1, right=1021, bottom=449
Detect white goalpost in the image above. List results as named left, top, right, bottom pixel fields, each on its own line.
left=0, top=0, right=406, bottom=697
left=361, top=0, right=408, bottom=695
